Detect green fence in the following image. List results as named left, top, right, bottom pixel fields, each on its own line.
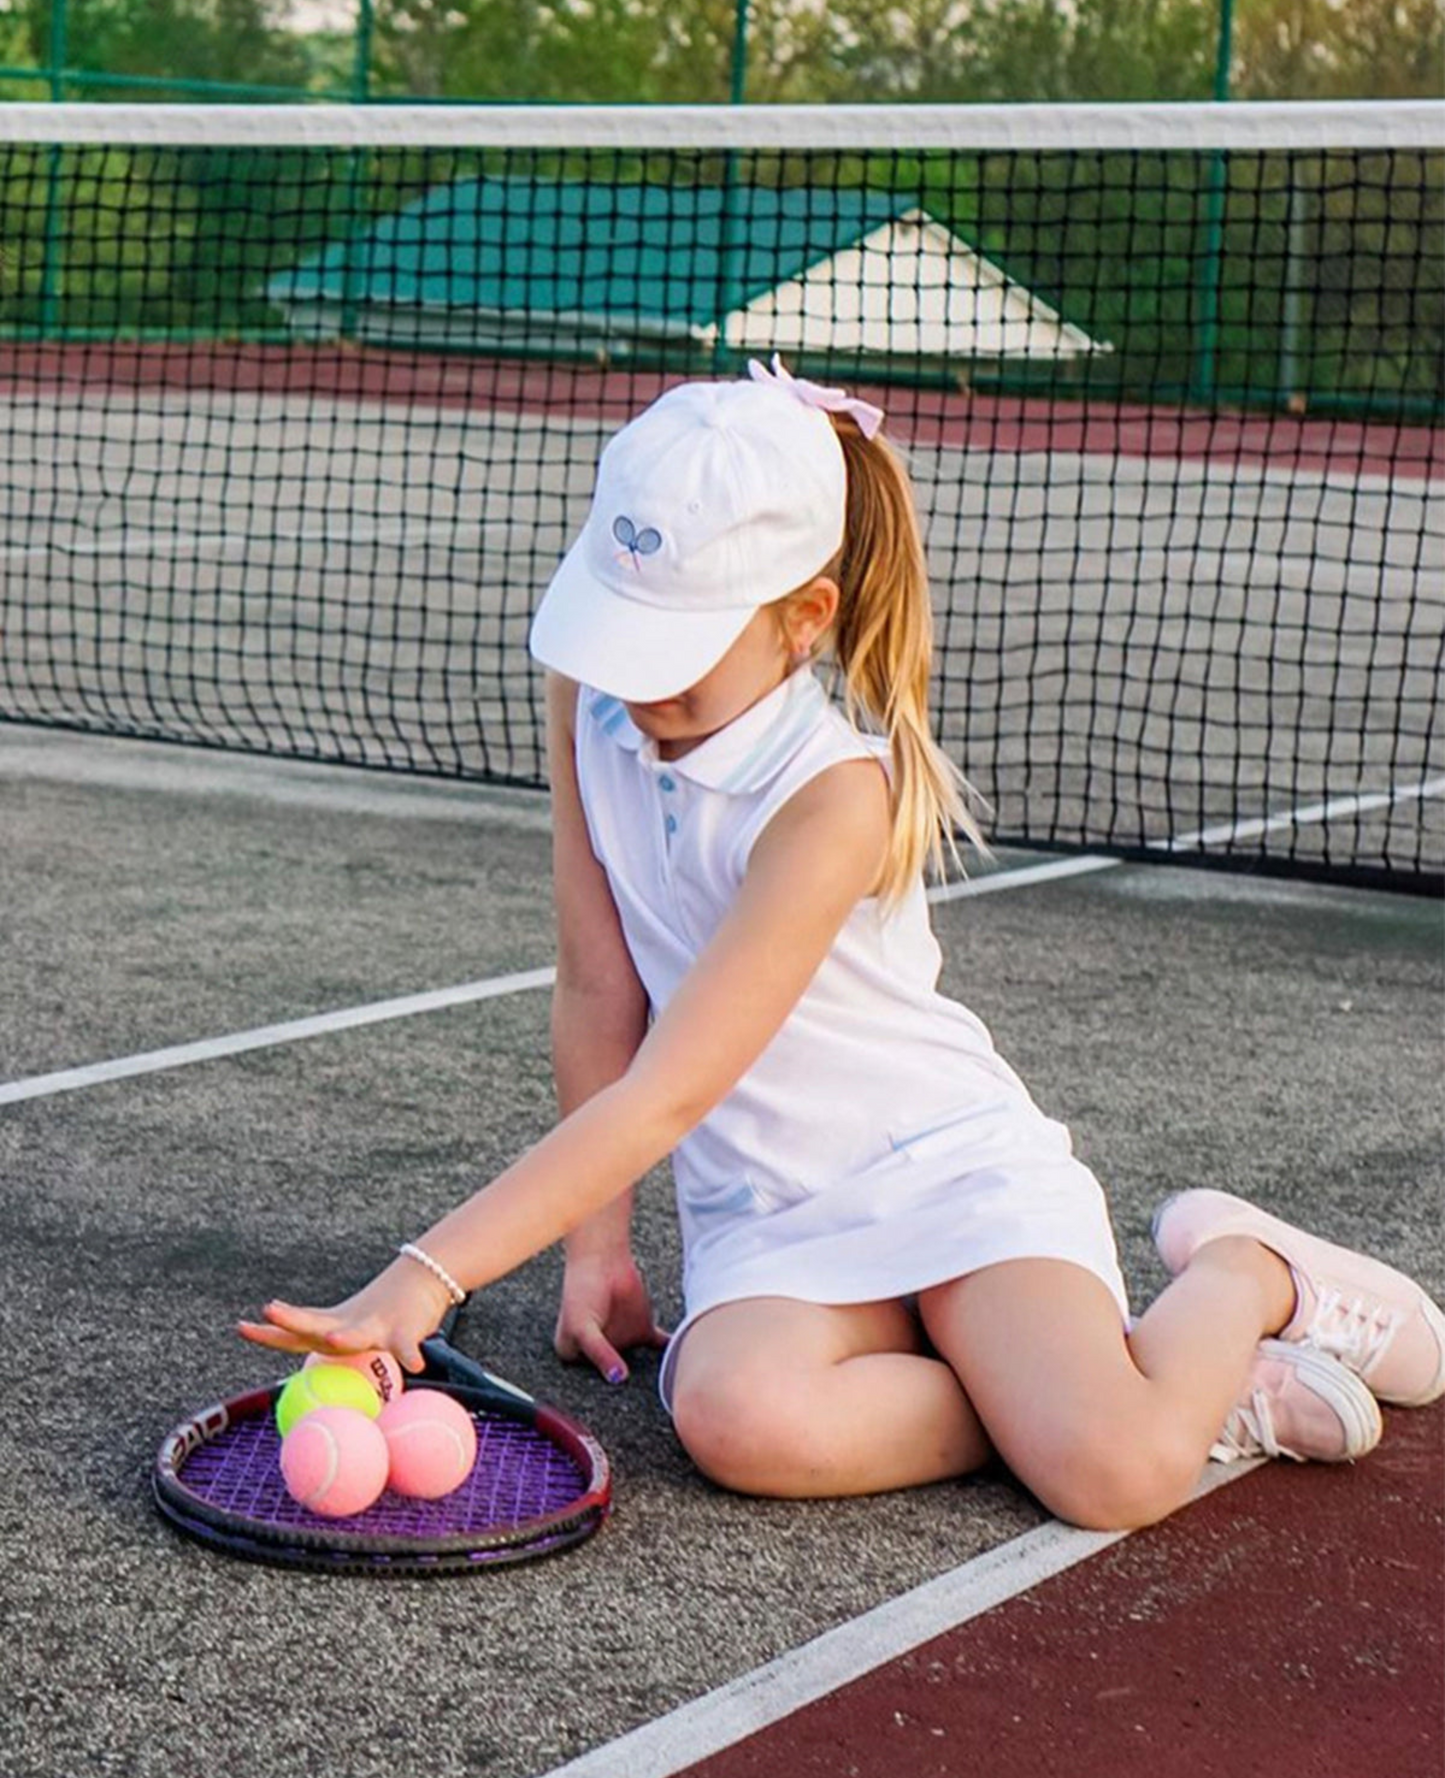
left=2, top=4, right=1442, bottom=420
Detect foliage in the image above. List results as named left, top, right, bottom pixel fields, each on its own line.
left=1, top=0, right=1441, bottom=104
left=0, top=1, right=1439, bottom=412
left=349, top=0, right=1444, bottom=105
left=2, top=0, right=310, bottom=94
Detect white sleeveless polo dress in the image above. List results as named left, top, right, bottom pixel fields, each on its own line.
left=573, top=668, right=1130, bottom=1410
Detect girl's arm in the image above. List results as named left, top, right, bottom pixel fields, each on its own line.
left=240, top=735, right=890, bottom=1369
left=545, top=673, right=667, bottom=1381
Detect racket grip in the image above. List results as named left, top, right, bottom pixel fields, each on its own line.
left=419, top=1336, right=534, bottom=1411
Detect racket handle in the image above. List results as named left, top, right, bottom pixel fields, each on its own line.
left=419, top=1335, right=535, bottom=1411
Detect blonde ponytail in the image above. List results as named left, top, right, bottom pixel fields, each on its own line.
left=826, top=414, right=988, bottom=906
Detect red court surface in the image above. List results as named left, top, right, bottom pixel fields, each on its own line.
left=5, top=343, right=1440, bottom=480
left=676, top=1406, right=1443, bottom=1778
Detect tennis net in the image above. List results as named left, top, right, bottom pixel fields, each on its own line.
left=1, top=101, right=1440, bottom=889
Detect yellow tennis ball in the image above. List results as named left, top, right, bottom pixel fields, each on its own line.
left=275, top=1363, right=384, bottom=1438
left=304, top=1347, right=404, bottom=1406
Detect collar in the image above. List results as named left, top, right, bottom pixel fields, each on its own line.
left=586, top=668, right=828, bottom=794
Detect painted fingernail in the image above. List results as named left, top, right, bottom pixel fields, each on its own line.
left=607, top=1365, right=626, bottom=1385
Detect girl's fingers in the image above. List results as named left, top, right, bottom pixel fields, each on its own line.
left=647, top=1322, right=672, bottom=1349
left=313, top=1324, right=379, bottom=1356
left=238, top=1301, right=376, bottom=1357
left=576, top=1322, right=627, bottom=1385
left=259, top=1299, right=337, bottom=1337
left=238, top=1315, right=406, bottom=1371
left=236, top=1319, right=312, bottom=1353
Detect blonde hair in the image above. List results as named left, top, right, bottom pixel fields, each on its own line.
left=811, top=414, right=988, bottom=907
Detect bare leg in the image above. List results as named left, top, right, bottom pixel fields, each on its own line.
left=920, top=1241, right=1295, bottom=1530
left=668, top=1296, right=994, bottom=1497
left=1128, top=1234, right=1294, bottom=1416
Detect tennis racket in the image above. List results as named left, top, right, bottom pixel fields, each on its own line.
left=153, top=1306, right=611, bottom=1574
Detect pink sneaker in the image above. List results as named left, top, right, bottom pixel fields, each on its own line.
left=1212, top=1340, right=1383, bottom=1464
left=1154, top=1189, right=1445, bottom=1408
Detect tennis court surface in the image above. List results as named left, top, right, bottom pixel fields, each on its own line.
left=2, top=95, right=1441, bottom=1776
left=1, top=728, right=1439, bottom=1778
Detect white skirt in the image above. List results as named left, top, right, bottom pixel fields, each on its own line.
left=659, top=1099, right=1131, bottom=1411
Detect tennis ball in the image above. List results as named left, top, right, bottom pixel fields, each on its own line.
left=279, top=1406, right=390, bottom=1518
left=304, top=1347, right=403, bottom=1406
left=378, top=1389, right=478, bottom=1500
left=275, top=1362, right=384, bottom=1438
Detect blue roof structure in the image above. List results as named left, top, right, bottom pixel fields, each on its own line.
left=269, top=178, right=909, bottom=329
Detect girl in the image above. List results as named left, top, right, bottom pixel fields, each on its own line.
left=241, top=358, right=1444, bottom=1530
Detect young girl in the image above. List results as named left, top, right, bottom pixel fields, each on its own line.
left=241, top=358, right=1444, bottom=1530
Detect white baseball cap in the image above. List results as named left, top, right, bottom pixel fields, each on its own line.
left=528, top=361, right=881, bottom=702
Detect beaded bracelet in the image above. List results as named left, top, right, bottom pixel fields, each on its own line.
left=397, top=1241, right=466, bottom=1306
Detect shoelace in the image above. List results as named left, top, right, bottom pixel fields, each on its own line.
left=1301, top=1285, right=1400, bottom=1375
left=1211, top=1386, right=1292, bottom=1463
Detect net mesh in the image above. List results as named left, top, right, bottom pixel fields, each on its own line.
left=1, top=104, right=1440, bottom=888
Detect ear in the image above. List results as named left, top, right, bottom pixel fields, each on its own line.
left=782, top=577, right=840, bottom=658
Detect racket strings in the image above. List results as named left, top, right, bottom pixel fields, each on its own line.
left=180, top=1408, right=590, bottom=1534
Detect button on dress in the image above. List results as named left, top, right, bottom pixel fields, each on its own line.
left=573, top=669, right=1129, bottom=1409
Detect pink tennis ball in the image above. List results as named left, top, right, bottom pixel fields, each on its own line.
left=304, top=1347, right=404, bottom=1406
left=279, top=1406, right=390, bottom=1519
left=378, top=1390, right=478, bottom=1500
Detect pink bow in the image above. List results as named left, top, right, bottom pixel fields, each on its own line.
left=747, top=354, right=886, bottom=440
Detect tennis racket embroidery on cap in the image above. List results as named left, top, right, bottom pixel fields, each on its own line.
left=612, top=515, right=663, bottom=571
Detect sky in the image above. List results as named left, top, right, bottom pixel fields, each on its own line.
left=282, top=0, right=359, bottom=32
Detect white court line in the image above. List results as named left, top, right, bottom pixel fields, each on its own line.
left=0, top=725, right=554, bottom=832
left=1162, top=776, right=1445, bottom=850
left=3, top=776, right=1440, bottom=1107
left=0, top=855, right=1116, bottom=1107
left=0, top=969, right=556, bottom=1107
left=929, top=853, right=1120, bottom=901
left=540, top=1459, right=1258, bottom=1778
left=931, top=775, right=1445, bottom=905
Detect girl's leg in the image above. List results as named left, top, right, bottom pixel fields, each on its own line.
left=669, top=1296, right=994, bottom=1497
left=1154, top=1190, right=1445, bottom=1407
left=919, top=1240, right=1295, bottom=1531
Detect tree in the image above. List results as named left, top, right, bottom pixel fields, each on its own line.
left=367, top=0, right=815, bottom=105
left=4, top=0, right=310, bottom=96
left=1232, top=0, right=1445, bottom=100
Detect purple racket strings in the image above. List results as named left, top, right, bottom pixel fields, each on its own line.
left=178, top=1403, right=590, bottom=1536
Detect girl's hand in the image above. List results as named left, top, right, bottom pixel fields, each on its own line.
left=554, top=1252, right=669, bottom=1385
left=237, top=1257, right=454, bottom=1374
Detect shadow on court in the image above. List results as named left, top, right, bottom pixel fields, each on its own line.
left=1, top=725, right=1440, bottom=1778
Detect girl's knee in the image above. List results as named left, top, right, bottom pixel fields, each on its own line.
left=671, top=1358, right=813, bottom=1496
left=1019, top=1426, right=1203, bottom=1532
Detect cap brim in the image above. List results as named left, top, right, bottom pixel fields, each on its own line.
left=529, top=540, right=757, bottom=702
